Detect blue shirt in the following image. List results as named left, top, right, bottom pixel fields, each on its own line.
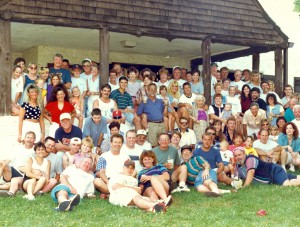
left=55, top=126, right=83, bottom=144
left=49, top=68, right=71, bottom=84
left=192, top=147, right=222, bottom=169
left=190, top=82, right=204, bottom=95
left=137, top=98, right=164, bottom=122
left=277, top=133, right=300, bottom=152
left=83, top=116, right=108, bottom=147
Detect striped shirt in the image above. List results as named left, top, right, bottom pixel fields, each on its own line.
left=137, top=164, right=168, bottom=183
left=186, top=156, right=207, bottom=184
left=110, top=89, right=133, bottom=110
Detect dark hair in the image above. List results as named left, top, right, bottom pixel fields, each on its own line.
left=241, top=84, right=251, bottom=101
left=109, top=69, right=117, bottom=75
left=49, top=83, right=69, bottom=103
left=62, top=59, right=69, bottom=64
left=205, top=126, right=216, bottom=133
left=282, top=122, right=299, bottom=139
left=109, top=122, right=120, bottom=130
left=34, top=142, right=46, bottom=151
left=233, top=133, right=244, bottom=144
left=101, top=84, right=111, bottom=92
left=142, top=73, right=153, bottom=81
left=12, top=65, right=22, bottom=72
left=266, top=93, right=279, bottom=105
left=191, top=69, right=201, bottom=75
left=119, top=76, right=128, bottom=83
left=91, top=108, right=101, bottom=116
left=183, top=82, right=191, bottom=88
left=44, top=136, right=55, bottom=143
left=14, top=57, right=26, bottom=65
left=250, top=87, right=260, bottom=94
left=127, top=66, right=138, bottom=74
left=110, top=134, right=124, bottom=143
left=140, top=150, right=157, bottom=167
left=276, top=116, right=287, bottom=128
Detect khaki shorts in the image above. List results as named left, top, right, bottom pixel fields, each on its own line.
left=147, top=122, right=165, bottom=147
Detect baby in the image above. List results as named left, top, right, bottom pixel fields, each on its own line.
left=269, top=126, right=279, bottom=142
left=219, top=140, right=234, bottom=179
left=220, top=103, right=233, bottom=131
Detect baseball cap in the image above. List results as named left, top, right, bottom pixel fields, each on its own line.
left=82, top=58, right=92, bottom=64
left=136, top=129, right=147, bottom=136
left=210, top=62, right=218, bottom=67
left=233, top=146, right=245, bottom=154
left=124, top=159, right=135, bottom=168
left=60, top=113, right=71, bottom=121
left=172, top=66, right=181, bottom=71
left=70, top=137, right=82, bottom=145
left=181, top=145, right=193, bottom=153
left=113, top=110, right=122, bottom=119
left=72, top=64, right=82, bottom=70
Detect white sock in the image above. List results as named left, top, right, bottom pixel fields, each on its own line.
left=219, top=189, right=231, bottom=194
left=179, top=182, right=185, bottom=187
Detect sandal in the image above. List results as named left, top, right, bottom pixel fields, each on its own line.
left=149, top=203, right=166, bottom=213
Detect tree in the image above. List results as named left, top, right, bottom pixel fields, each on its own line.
left=295, top=0, right=300, bottom=12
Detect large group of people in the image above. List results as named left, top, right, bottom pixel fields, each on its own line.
left=2, top=54, right=300, bottom=213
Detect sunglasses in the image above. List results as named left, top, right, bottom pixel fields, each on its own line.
left=207, top=132, right=216, bottom=135
left=113, top=116, right=122, bottom=119
left=180, top=122, right=188, bottom=125
left=30, top=67, right=37, bottom=70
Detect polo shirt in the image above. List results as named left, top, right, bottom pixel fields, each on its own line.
left=110, top=89, right=133, bottom=109
left=137, top=98, right=164, bottom=122
left=82, top=116, right=107, bottom=147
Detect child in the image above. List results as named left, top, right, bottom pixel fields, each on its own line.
left=74, top=136, right=98, bottom=172
left=70, top=86, right=84, bottom=129
left=244, top=136, right=258, bottom=157
left=35, top=78, right=47, bottom=103
left=220, top=103, right=233, bottom=131
left=269, top=125, right=279, bottom=142
left=63, top=137, right=81, bottom=170
left=191, top=95, right=209, bottom=142
left=219, top=140, right=234, bottom=179
left=126, top=67, right=141, bottom=112
left=39, top=67, right=49, bottom=89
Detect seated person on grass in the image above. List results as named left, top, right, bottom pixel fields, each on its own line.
left=234, top=146, right=300, bottom=187
left=62, top=137, right=81, bottom=170
left=108, top=160, right=166, bottom=213
left=51, top=156, right=95, bottom=212
left=101, top=122, right=121, bottom=153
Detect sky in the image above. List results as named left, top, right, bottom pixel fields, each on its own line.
left=218, top=0, right=300, bottom=85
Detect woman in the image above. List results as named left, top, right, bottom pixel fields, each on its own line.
left=46, top=73, right=61, bottom=104
left=86, top=65, right=100, bottom=116
left=213, top=83, right=226, bottom=104
left=278, top=122, right=300, bottom=170
left=190, top=69, right=204, bottom=95
left=170, top=131, right=182, bottom=158
left=228, top=133, right=245, bottom=152
left=138, top=150, right=172, bottom=205
left=18, top=83, right=44, bottom=143
left=276, top=116, right=287, bottom=134
left=44, top=84, right=76, bottom=137
left=284, top=93, right=299, bottom=122
left=257, top=119, right=270, bottom=139
left=221, top=78, right=231, bottom=98
left=24, top=63, right=39, bottom=91
left=266, top=93, right=284, bottom=126
left=213, top=120, right=226, bottom=142
left=208, top=94, right=225, bottom=124
left=136, top=74, right=153, bottom=105
left=14, top=57, right=27, bottom=77
left=22, top=142, right=50, bottom=201
left=268, top=80, right=276, bottom=92
left=167, top=80, right=180, bottom=112
left=11, top=65, right=24, bottom=115
left=248, top=70, right=263, bottom=93
left=240, top=84, right=252, bottom=116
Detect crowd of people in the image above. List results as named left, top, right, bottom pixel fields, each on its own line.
left=2, top=53, right=300, bottom=213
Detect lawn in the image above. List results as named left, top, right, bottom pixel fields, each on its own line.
left=0, top=180, right=299, bottom=227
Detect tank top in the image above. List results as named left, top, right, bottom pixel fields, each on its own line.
left=97, top=98, right=115, bottom=119
left=31, top=157, right=48, bottom=173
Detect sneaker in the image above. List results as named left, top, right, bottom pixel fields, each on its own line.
left=58, top=200, right=71, bottom=211
left=27, top=195, right=35, bottom=201
left=289, top=165, right=295, bottom=172
left=69, top=194, right=80, bottom=208
left=163, top=195, right=172, bottom=207
left=151, top=203, right=166, bottom=213
left=171, top=185, right=190, bottom=193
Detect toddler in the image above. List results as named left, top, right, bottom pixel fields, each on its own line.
left=220, top=140, right=234, bottom=179
left=269, top=126, right=279, bottom=142
left=220, top=103, right=232, bottom=131
left=244, top=136, right=258, bottom=157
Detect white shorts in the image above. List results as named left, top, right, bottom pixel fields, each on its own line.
left=22, top=120, right=41, bottom=142
left=109, top=187, right=140, bottom=207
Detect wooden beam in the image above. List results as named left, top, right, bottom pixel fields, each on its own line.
left=274, top=48, right=283, bottom=97
left=201, top=38, right=211, bottom=105
left=283, top=48, right=288, bottom=88
left=0, top=18, right=11, bottom=115
left=252, top=53, right=260, bottom=71
left=99, top=27, right=109, bottom=86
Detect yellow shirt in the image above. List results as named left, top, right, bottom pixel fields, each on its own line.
left=245, top=147, right=258, bottom=157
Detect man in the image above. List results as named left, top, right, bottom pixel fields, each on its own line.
left=220, top=67, right=229, bottom=80
left=223, top=117, right=238, bottom=145
left=49, top=53, right=72, bottom=89
left=193, top=133, right=233, bottom=186
left=61, top=59, right=70, bottom=70
left=153, top=133, right=190, bottom=193
left=55, top=113, right=83, bottom=155
left=101, top=122, right=121, bottom=153
left=108, top=69, right=119, bottom=92
left=230, top=70, right=245, bottom=95
left=71, top=64, right=87, bottom=99
left=42, top=136, right=63, bottom=193
left=62, top=137, right=81, bottom=169
left=94, top=134, right=130, bottom=198
left=196, top=126, right=221, bottom=150
left=234, top=146, right=300, bottom=187
left=210, top=63, right=219, bottom=97
left=250, top=87, right=267, bottom=111
left=242, top=69, right=251, bottom=83
left=136, top=83, right=168, bottom=147
left=253, top=129, right=286, bottom=169
left=0, top=131, right=35, bottom=196
left=113, top=63, right=123, bottom=80
left=175, top=117, right=197, bottom=149
left=108, top=160, right=166, bottom=213
left=120, top=130, right=143, bottom=173
left=243, top=102, right=266, bottom=136
left=260, top=81, right=281, bottom=103
left=80, top=58, right=92, bottom=81
left=82, top=108, right=107, bottom=154
left=135, top=129, right=152, bottom=151
left=178, top=82, right=197, bottom=128
left=110, top=76, right=135, bottom=125
left=291, top=105, right=300, bottom=133
left=282, top=84, right=293, bottom=109
left=51, top=156, right=95, bottom=211
left=169, top=66, right=186, bottom=94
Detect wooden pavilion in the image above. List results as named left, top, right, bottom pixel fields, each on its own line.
left=0, top=0, right=289, bottom=115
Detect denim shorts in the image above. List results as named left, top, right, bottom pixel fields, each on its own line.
left=194, top=169, right=218, bottom=187
left=271, top=164, right=297, bottom=185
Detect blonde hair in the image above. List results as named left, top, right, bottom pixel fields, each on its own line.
left=81, top=136, right=94, bottom=149
left=220, top=140, right=229, bottom=149
left=168, top=80, right=180, bottom=99
left=194, top=94, right=206, bottom=102
left=39, top=67, right=49, bottom=75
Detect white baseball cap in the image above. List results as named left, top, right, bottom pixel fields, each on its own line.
left=60, top=113, right=71, bottom=121
left=136, top=129, right=147, bottom=136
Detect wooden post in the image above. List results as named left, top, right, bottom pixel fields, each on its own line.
left=283, top=48, right=288, bottom=88
left=274, top=48, right=283, bottom=97
left=0, top=15, right=12, bottom=116
left=252, top=53, right=260, bottom=71
left=201, top=38, right=211, bottom=105
left=99, top=27, right=109, bottom=87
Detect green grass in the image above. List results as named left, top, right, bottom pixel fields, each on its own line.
left=1, top=180, right=299, bottom=227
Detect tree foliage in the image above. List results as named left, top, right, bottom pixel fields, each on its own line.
left=295, top=0, right=300, bottom=12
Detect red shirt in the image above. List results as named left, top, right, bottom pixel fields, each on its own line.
left=45, top=101, right=74, bottom=124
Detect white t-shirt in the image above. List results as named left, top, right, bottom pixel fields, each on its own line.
left=230, top=80, right=245, bottom=91
left=179, top=93, right=197, bottom=105
left=71, top=77, right=87, bottom=94
left=94, top=98, right=115, bottom=120
left=11, top=77, right=24, bottom=101
left=10, top=145, right=35, bottom=172
left=179, top=129, right=197, bottom=147
left=253, top=139, right=279, bottom=151
left=80, top=72, right=92, bottom=81
left=61, top=165, right=95, bottom=198
left=109, top=82, right=119, bottom=92
left=135, top=142, right=152, bottom=151
left=220, top=150, right=233, bottom=163
left=120, top=145, right=143, bottom=173
left=100, top=151, right=130, bottom=178
left=226, top=96, right=241, bottom=114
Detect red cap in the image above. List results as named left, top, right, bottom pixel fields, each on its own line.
left=113, top=110, right=122, bottom=117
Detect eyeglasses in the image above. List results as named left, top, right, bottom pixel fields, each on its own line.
left=180, top=122, right=188, bottom=125
left=160, top=138, right=170, bottom=141
left=113, top=116, right=122, bottom=119
left=83, top=65, right=91, bottom=67
left=30, top=67, right=37, bottom=70
left=207, top=132, right=216, bottom=135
